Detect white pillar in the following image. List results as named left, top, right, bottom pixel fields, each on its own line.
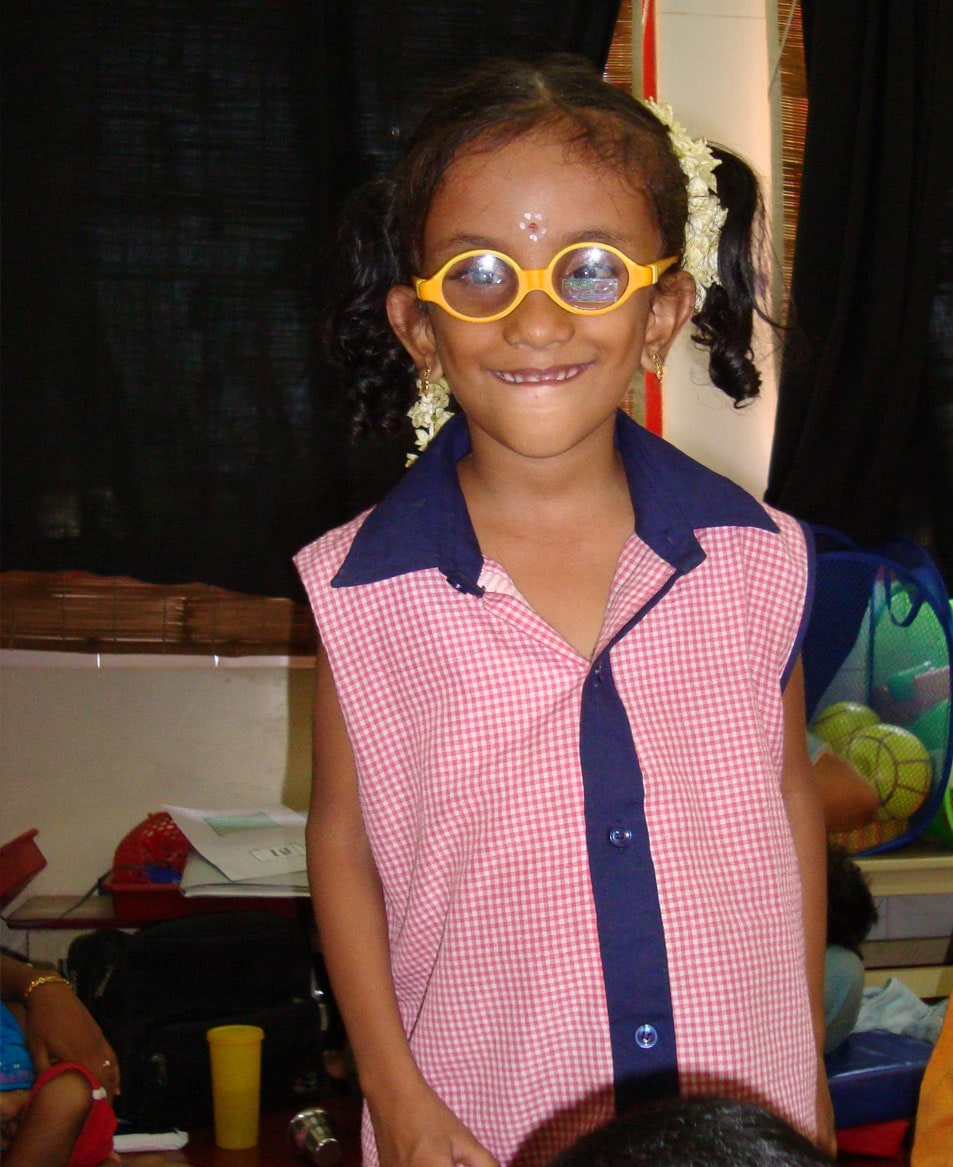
left=644, top=1, right=781, bottom=499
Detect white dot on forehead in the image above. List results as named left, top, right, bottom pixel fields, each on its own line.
left=518, top=211, right=547, bottom=242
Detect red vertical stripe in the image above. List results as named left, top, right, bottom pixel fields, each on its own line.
left=644, top=375, right=663, bottom=435
left=642, top=0, right=657, bottom=101
left=640, top=1, right=662, bottom=434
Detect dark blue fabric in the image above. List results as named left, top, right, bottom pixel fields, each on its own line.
left=333, top=411, right=776, bottom=589
left=580, top=596, right=683, bottom=1108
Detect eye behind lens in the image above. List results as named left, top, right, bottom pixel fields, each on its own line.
left=554, top=246, right=628, bottom=310
left=442, top=253, right=518, bottom=316
left=560, top=277, right=621, bottom=307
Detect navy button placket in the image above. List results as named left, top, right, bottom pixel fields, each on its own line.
left=579, top=629, right=679, bottom=1109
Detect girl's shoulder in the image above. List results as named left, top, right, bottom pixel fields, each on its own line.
left=703, top=498, right=811, bottom=593
left=294, top=508, right=374, bottom=590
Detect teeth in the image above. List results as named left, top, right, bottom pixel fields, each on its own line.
left=497, top=366, right=580, bottom=384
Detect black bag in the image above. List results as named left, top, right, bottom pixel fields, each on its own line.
left=67, top=910, right=327, bottom=1131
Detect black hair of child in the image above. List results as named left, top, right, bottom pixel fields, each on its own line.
left=827, top=844, right=879, bottom=954
left=549, top=1096, right=829, bottom=1167
left=321, top=53, right=775, bottom=441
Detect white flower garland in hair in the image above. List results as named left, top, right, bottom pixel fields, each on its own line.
left=406, top=373, right=453, bottom=466
left=643, top=98, right=727, bottom=312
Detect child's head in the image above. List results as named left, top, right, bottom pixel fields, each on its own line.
left=327, top=54, right=768, bottom=442
left=550, top=1096, right=830, bottom=1167
left=386, top=112, right=696, bottom=464
left=827, top=844, right=879, bottom=952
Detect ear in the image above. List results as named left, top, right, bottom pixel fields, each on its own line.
left=640, top=270, right=695, bottom=373
left=386, top=285, right=443, bottom=378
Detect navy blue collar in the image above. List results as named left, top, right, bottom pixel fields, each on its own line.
left=332, top=412, right=776, bottom=589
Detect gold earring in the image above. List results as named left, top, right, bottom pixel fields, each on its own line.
left=416, top=363, right=432, bottom=398
left=652, top=352, right=664, bottom=382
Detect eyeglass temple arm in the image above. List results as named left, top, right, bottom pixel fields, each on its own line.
left=650, top=256, right=679, bottom=282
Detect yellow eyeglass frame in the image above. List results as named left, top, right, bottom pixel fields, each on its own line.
left=414, top=244, right=678, bottom=323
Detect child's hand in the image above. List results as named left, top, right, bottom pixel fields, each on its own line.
left=0, top=1088, right=31, bottom=1149
left=0, top=1089, right=30, bottom=1124
left=369, top=1080, right=498, bottom=1167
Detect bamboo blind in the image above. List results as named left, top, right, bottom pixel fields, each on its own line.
left=778, top=2, right=807, bottom=314
left=0, top=571, right=316, bottom=656
left=604, top=3, right=632, bottom=90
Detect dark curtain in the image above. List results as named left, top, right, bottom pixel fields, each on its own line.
left=765, top=1, right=953, bottom=587
left=1, top=0, right=621, bottom=600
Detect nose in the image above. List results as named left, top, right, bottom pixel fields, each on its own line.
left=500, top=287, right=574, bottom=348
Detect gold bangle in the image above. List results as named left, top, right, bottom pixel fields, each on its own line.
left=23, top=973, right=73, bottom=1001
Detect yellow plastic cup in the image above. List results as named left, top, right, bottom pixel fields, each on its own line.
left=206, top=1024, right=264, bottom=1149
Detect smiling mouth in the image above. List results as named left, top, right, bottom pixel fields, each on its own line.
left=494, top=363, right=591, bottom=385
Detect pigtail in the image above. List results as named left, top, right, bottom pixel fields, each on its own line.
left=691, top=147, right=774, bottom=406
left=322, top=176, right=417, bottom=438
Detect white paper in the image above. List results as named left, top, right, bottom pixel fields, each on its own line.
left=163, top=803, right=307, bottom=882
left=180, top=848, right=309, bottom=897
left=114, top=1128, right=188, bottom=1151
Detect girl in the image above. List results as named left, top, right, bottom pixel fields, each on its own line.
left=296, top=55, right=833, bottom=1167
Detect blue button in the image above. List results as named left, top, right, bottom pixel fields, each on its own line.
left=635, top=1024, right=658, bottom=1049
left=608, top=826, right=633, bottom=848
left=592, top=662, right=604, bottom=684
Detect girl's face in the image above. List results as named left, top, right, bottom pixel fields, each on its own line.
left=388, top=125, right=694, bottom=465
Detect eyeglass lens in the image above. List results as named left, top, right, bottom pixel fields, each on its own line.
left=439, top=246, right=628, bottom=318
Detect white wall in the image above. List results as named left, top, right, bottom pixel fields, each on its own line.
left=1, top=652, right=315, bottom=962
left=651, top=0, right=782, bottom=498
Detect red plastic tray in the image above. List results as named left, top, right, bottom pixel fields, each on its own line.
left=103, top=878, right=299, bottom=925
left=1, top=829, right=47, bottom=907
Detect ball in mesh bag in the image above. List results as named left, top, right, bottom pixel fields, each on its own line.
left=843, top=724, right=934, bottom=822
left=811, top=701, right=880, bottom=754
left=828, top=817, right=908, bottom=855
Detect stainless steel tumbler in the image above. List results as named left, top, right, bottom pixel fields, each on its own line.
left=288, top=1107, right=343, bottom=1165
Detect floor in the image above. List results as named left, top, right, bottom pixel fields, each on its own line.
left=120, top=1088, right=361, bottom=1166
left=117, top=1089, right=913, bottom=1167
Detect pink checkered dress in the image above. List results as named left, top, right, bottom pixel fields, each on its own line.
left=296, top=414, right=817, bottom=1167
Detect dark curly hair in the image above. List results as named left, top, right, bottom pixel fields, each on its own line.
left=551, top=1096, right=829, bottom=1167
left=323, top=54, right=772, bottom=438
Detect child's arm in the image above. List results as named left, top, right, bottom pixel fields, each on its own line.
left=0, top=955, right=119, bottom=1100
left=780, top=658, right=837, bottom=1157
left=308, top=646, right=498, bottom=1167
left=811, top=746, right=880, bottom=832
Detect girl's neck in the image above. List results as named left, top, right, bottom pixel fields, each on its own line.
left=458, top=417, right=630, bottom=532
left=457, top=419, right=635, bottom=660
